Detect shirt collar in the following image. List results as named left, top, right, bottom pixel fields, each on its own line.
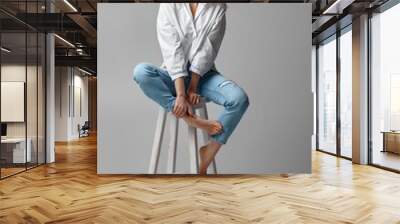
left=185, top=3, right=207, bottom=22
left=194, top=3, right=206, bottom=21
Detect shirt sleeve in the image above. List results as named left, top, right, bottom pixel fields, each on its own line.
left=157, top=4, right=188, bottom=81
left=189, top=7, right=226, bottom=76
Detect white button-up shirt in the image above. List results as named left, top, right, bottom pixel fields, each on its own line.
left=157, top=3, right=226, bottom=80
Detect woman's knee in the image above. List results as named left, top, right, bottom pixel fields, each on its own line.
left=228, top=88, right=249, bottom=110
left=133, top=63, right=153, bottom=84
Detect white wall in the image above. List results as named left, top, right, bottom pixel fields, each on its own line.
left=55, top=67, right=70, bottom=141
left=98, top=4, right=312, bottom=174
left=72, top=73, right=89, bottom=138
left=55, top=67, right=89, bottom=141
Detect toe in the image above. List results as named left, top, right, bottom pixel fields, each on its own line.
left=216, top=122, right=223, bottom=131
left=213, top=122, right=223, bottom=135
left=211, top=129, right=220, bottom=135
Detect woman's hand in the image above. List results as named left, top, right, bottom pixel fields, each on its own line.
left=173, top=95, right=192, bottom=117
left=187, top=88, right=201, bottom=105
left=174, top=78, right=192, bottom=117
left=187, top=72, right=201, bottom=105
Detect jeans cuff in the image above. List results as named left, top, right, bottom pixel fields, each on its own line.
left=211, top=135, right=227, bottom=145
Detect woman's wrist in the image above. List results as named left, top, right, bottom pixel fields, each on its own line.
left=188, top=84, right=199, bottom=93
left=174, top=77, right=186, bottom=98
left=187, top=85, right=197, bottom=93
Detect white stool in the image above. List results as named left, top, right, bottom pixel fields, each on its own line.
left=148, top=100, right=217, bottom=174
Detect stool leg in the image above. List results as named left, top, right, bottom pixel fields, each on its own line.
left=196, top=106, right=218, bottom=174
left=167, top=114, right=178, bottom=174
left=148, top=108, right=167, bottom=174
left=188, top=125, right=199, bottom=174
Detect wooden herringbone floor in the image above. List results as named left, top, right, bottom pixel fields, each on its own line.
left=1, top=135, right=400, bottom=224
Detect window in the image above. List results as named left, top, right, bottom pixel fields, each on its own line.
left=316, top=26, right=353, bottom=159
left=339, top=28, right=352, bottom=158
left=370, top=2, right=400, bottom=171
left=318, top=36, right=337, bottom=154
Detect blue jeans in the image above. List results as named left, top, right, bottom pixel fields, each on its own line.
left=133, top=63, right=249, bottom=144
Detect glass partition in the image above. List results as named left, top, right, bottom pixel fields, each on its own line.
left=38, top=32, right=45, bottom=165
left=27, top=31, right=38, bottom=169
left=0, top=1, right=46, bottom=179
left=0, top=31, right=28, bottom=177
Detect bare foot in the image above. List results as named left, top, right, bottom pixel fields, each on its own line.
left=184, top=115, right=222, bottom=135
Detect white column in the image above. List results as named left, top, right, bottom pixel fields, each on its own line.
left=352, top=14, right=369, bottom=164
left=46, top=32, right=55, bottom=163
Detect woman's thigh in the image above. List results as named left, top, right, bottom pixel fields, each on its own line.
left=198, top=71, right=246, bottom=106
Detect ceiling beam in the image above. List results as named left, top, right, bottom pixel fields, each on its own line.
left=55, top=55, right=96, bottom=69
left=67, top=13, right=97, bottom=39
left=322, top=0, right=356, bottom=14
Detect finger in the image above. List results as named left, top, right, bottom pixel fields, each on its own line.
left=192, top=96, right=197, bottom=105
left=184, top=105, right=190, bottom=115
left=179, top=106, right=186, bottom=117
left=188, top=95, right=193, bottom=104
left=195, top=96, right=200, bottom=104
left=181, top=109, right=187, bottom=117
left=187, top=105, right=193, bottom=116
left=177, top=107, right=184, bottom=117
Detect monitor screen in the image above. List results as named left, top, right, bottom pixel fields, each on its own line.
left=1, top=123, right=7, bottom=137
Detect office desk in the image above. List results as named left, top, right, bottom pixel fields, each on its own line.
left=382, top=131, right=400, bottom=154
left=1, top=138, right=32, bottom=164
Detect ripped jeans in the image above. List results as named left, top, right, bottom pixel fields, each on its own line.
left=133, top=63, right=249, bottom=144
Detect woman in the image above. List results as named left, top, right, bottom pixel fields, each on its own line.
left=133, top=3, right=249, bottom=175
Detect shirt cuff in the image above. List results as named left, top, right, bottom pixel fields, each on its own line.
left=170, top=71, right=188, bottom=81
left=189, top=64, right=205, bottom=76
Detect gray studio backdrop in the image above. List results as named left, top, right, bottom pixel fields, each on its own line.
left=98, top=3, right=312, bottom=174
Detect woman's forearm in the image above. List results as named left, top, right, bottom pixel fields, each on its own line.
left=188, top=72, right=200, bottom=92
left=174, top=77, right=186, bottom=97
left=187, top=72, right=201, bottom=105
